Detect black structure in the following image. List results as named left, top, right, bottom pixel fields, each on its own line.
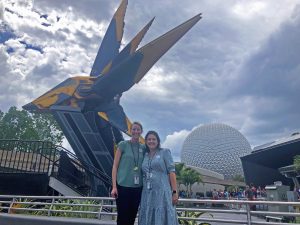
left=22, top=0, right=201, bottom=196
left=0, top=139, right=111, bottom=196
left=241, top=133, right=300, bottom=188
left=279, top=164, right=300, bottom=188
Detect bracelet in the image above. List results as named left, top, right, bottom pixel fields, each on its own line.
left=172, top=190, right=177, bottom=195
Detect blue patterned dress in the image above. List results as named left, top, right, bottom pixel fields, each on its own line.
left=138, top=148, right=179, bottom=225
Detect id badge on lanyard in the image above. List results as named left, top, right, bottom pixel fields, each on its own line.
left=134, top=173, right=140, bottom=185
left=146, top=180, right=152, bottom=190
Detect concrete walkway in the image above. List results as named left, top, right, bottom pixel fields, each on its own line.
left=200, top=212, right=266, bottom=225
left=0, top=213, right=116, bottom=225
left=1, top=212, right=266, bottom=225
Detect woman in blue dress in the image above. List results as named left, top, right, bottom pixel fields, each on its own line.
left=139, top=130, right=179, bottom=225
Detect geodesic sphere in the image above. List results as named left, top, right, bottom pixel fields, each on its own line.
left=181, top=123, right=251, bottom=179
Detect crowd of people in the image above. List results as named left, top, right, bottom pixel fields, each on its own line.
left=178, top=185, right=267, bottom=200
left=213, top=185, right=267, bottom=200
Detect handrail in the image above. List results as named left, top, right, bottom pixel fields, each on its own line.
left=1, top=195, right=300, bottom=224
left=55, top=145, right=112, bottom=182
left=0, top=139, right=56, bottom=173
left=0, top=139, right=112, bottom=196
left=37, top=147, right=112, bottom=196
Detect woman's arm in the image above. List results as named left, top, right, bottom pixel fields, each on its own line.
left=169, top=172, right=178, bottom=205
left=111, top=149, right=122, bottom=198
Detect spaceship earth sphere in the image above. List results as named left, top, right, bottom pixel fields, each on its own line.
left=181, top=123, right=252, bottom=179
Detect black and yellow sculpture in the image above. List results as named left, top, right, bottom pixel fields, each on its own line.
left=23, top=0, right=201, bottom=195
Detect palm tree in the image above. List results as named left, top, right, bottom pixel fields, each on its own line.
left=232, top=174, right=245, bottom=182
left=293, top=156, right=300, bottom=189
left=175, top=163, right=202, bottom=197
left=294, top=155, right=300, bottom=172
left=175, top=163, right=185, bottom=190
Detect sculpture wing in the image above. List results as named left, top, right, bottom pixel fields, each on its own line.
left=90, top=0, right=128, bottom=77
left=101, top=18, right=155, bottom=75
left=91, top=14, right=202, bottom=100
left=98, top=106, right=145, bottom=143
left=98, top=109, right=130, bottom=135
left=134, top=13, right=202, bottom=83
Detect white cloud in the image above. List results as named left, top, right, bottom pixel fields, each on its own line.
left=1, top=0, right=300, bottom=154
left=162, top=125, right=201, bottom=162
left=162, top=129, right=191, bottom=162
left=232, top=1, right=266, bottom=19
left=0, top=2, right=4, bottom=20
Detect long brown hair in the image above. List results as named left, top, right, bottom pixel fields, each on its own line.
left=145, top=130, right=161, bottom=152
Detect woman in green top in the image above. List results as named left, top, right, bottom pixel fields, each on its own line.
left=111, top=122, right=145, bottom=225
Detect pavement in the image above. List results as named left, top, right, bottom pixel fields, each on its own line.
left=199, top=212, right=265, bottom=225
left=0, top=213, right=117, bottom=225
left=0, top=211, right=266, bottom=225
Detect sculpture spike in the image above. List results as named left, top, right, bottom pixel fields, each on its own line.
left=101, top=17, right=155, bottom=75
left=90, top=0, right=128, bottom=77
left=134, top=13, right=202, bottom=83
left=128, top=17, right=155, bottom=55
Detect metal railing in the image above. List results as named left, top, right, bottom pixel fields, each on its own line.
left=0, top=139, right=57, bottom=173
left=47, top=148, right=112, bottom=196
left=54, top=145, right=112, bottom=186
left=1, top=195, right=300, bottom=224
left=0, top=140, right=112, bottom=196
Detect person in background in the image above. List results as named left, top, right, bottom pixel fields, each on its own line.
left=224, top=190, right=229, bottom=199
left=139, top=130, right=179, bottom=225
left=257, top=186, right=262, bottom=198
left=212, top=189, right=218, bottom=200
left=245, top=185, right=253, bottom=200
left=250, top=183, right=257, bottom=199
left=245, top=185, right=256, bottom=211
left=111, top=122, right=145, bottom=225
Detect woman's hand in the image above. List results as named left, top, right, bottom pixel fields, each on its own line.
left=111, top=187, right=118, bottom=199
left=111, top=149, right=121, bottom=199
left=172, top=193, right=178, bottom=205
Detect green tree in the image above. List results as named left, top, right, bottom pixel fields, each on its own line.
left=227, top=185, right=239, bottom=193
left=175, top=162, right=185, bottom=190
left=0, top=106, right=64, bottom=145
left=232, top=174, right=245, bottom=182
left=176, top=163, right=202, bottom=197
left=294, top=155, right=300, bottom=172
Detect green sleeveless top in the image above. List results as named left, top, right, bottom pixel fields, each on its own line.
left=117, top=140, right=145, bottom=187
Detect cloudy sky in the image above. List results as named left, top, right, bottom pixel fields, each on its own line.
left=1, top=0, right=300, bottom=161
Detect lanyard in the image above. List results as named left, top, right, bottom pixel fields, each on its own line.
left=130, top=141, right=140, bottom=169
left=148, top=150, right=157, bottom=173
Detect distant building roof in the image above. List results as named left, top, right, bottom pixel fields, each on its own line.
left=253, top=132, right=300, bottom=152
left=183, top=164, right=245, bottom=187
left=201, top=175, right=246, bottom=187
left=185, top=164, right=224, bottom=180
left=241, top=132, right=300, bottom=187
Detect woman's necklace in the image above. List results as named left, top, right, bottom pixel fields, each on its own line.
left=146, top=149, right=157, bottom=190
left=149, top=149, right=157, bottom=158
left=130, top=141, right=140, bottom=171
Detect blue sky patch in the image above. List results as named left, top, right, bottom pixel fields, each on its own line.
left=0, top=24, right=16, bottom=44
left=19, top=40, right=43, bottom=54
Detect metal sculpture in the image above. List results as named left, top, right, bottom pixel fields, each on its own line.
left=23, top=0, right=201, bottom=196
